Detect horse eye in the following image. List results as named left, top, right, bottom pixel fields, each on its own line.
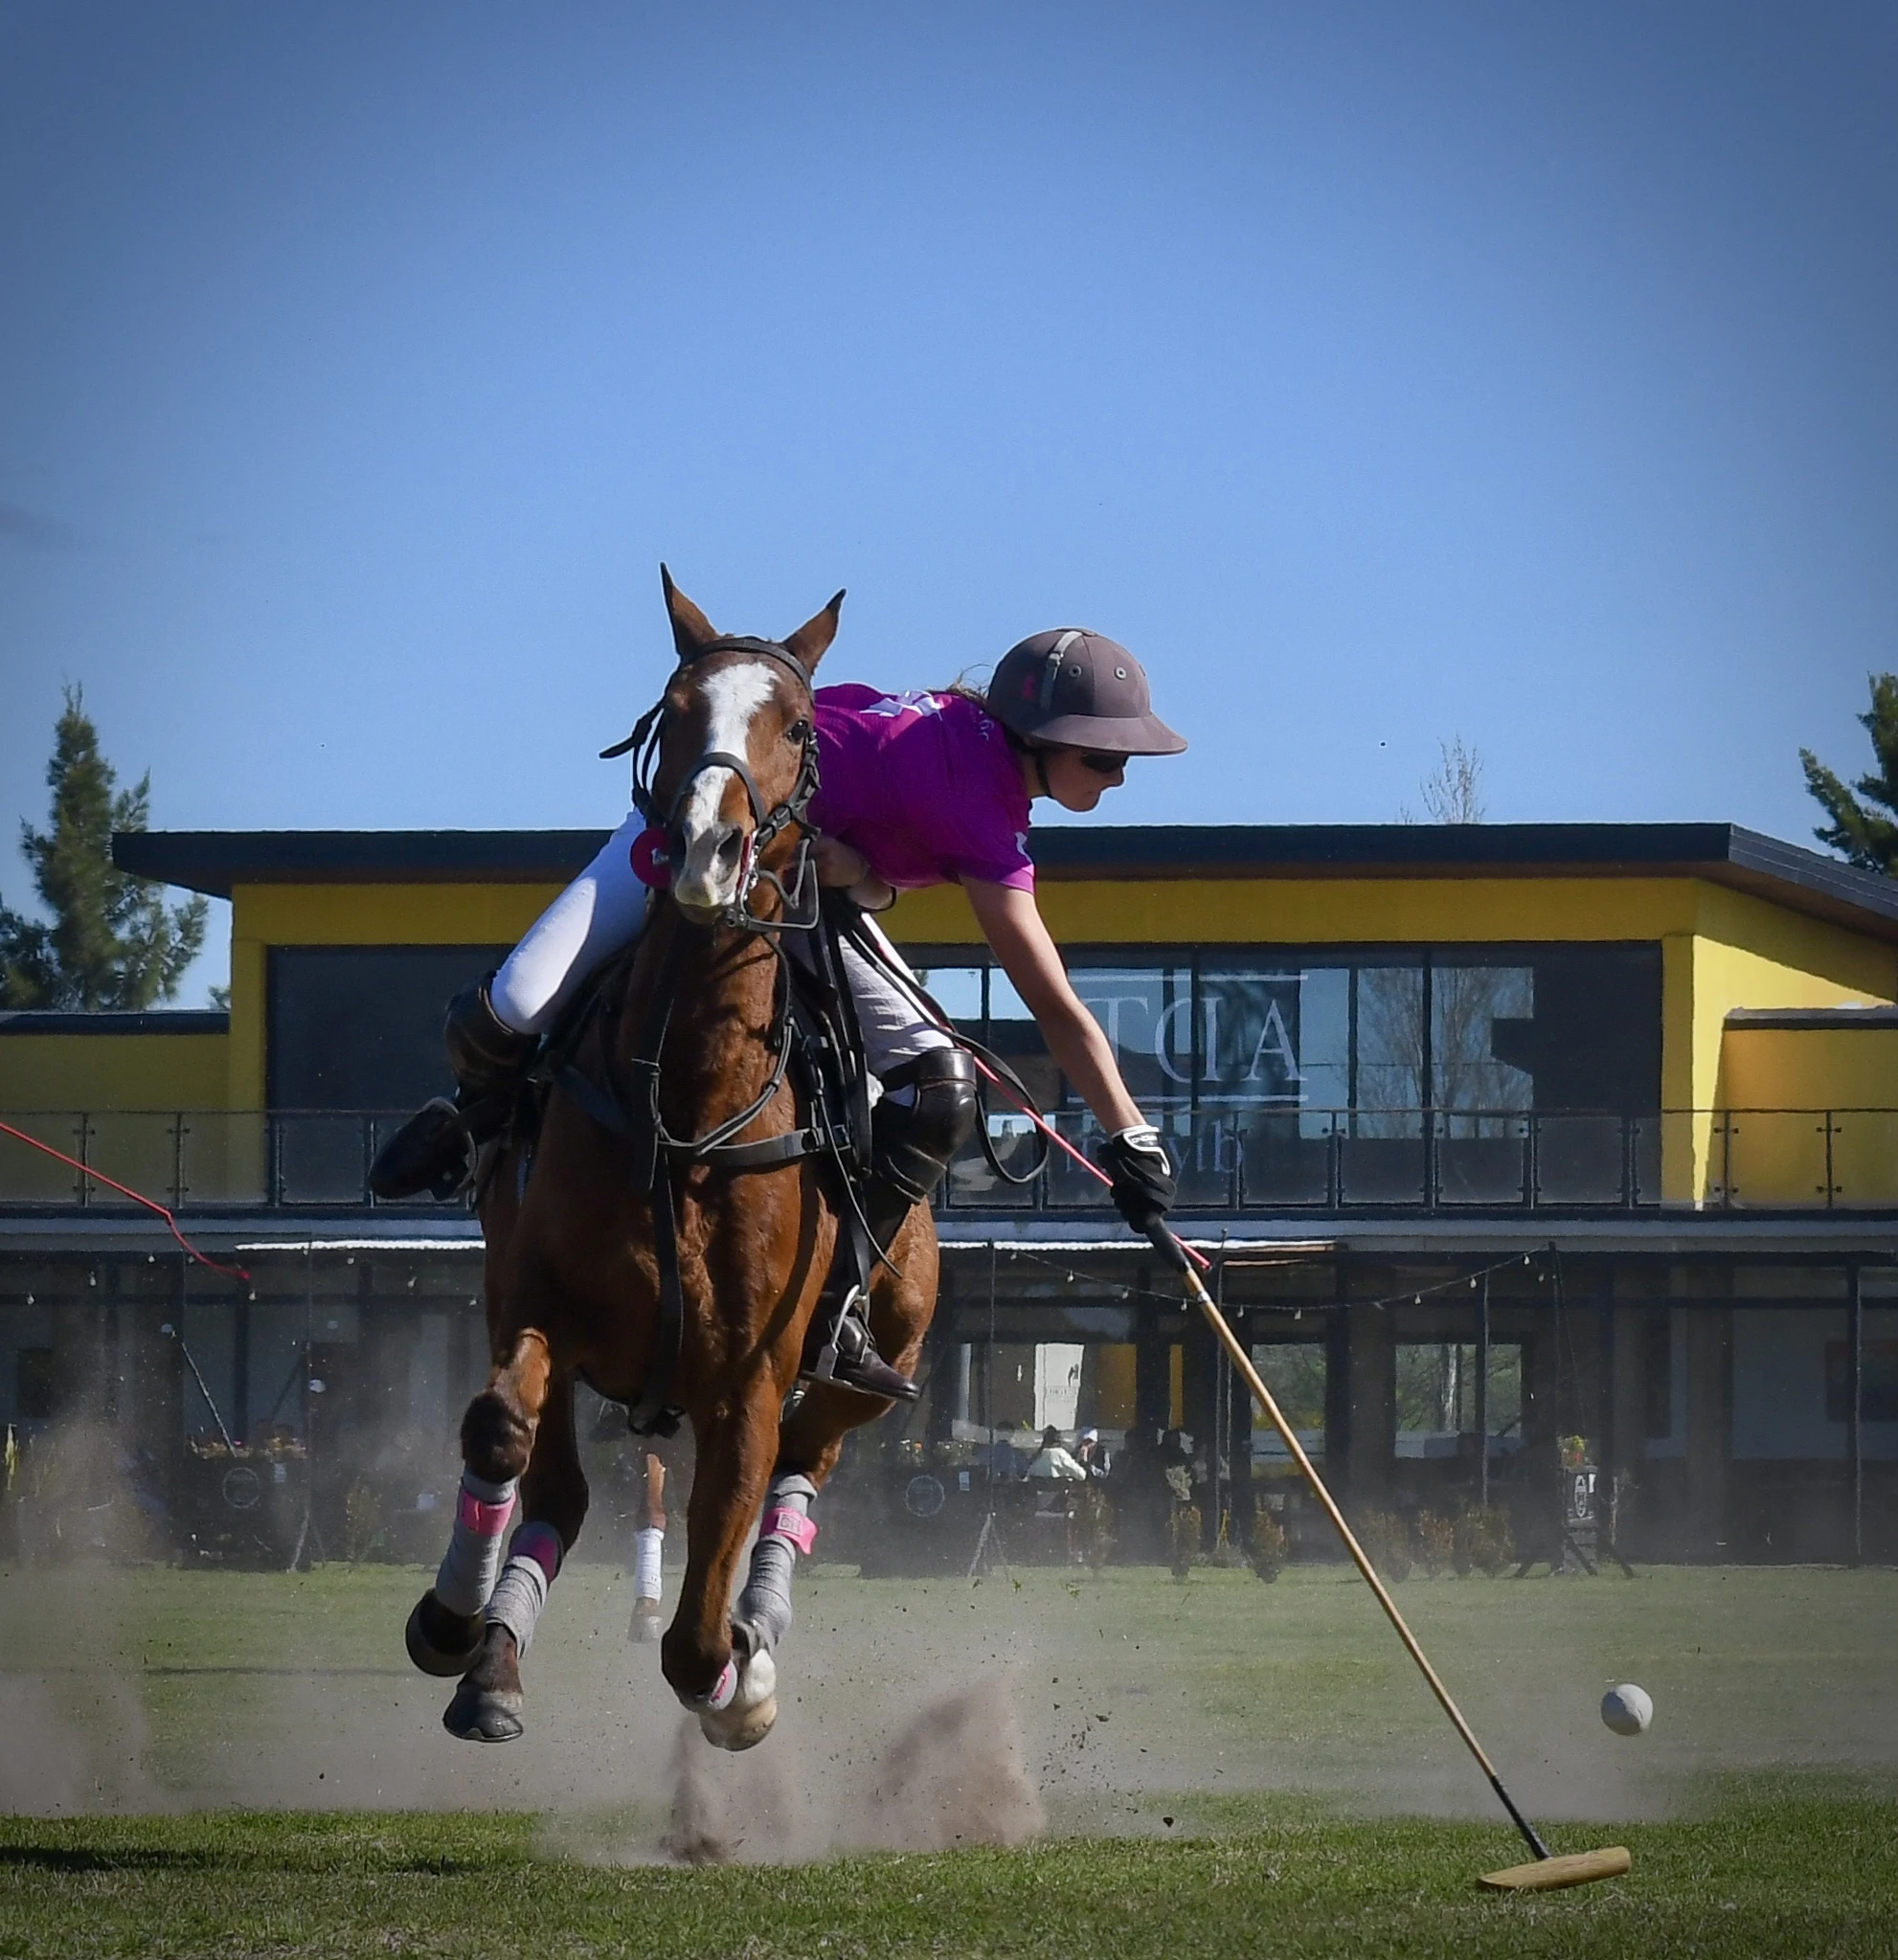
left=787, top=719, right=811, bottom=743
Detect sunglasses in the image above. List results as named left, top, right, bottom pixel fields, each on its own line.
left=1077, top=751, right=1130, bottom=776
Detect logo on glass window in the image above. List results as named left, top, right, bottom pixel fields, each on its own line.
left=1071, top=970, right=1304, bottom=1104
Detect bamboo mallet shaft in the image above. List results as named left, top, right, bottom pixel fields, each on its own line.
left=1148, top=1226, right=1552, bottom=1863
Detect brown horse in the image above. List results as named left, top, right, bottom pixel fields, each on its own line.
left=403, top=574, right=938, bottom=1748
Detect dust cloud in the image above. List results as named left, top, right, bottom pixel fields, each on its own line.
left=0, top=1671, right=162, bottom=1816
left=4, top=1545, right=1896, bottom=1851
left=642, top=1676, right=1045, bottom=1867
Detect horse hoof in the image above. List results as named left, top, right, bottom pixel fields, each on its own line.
left=441, top=1678, right=525, bottom=1744
left=405, top=1591, right=484, bottom=1678
left=629, top=1600, right=664, bottom=1645
left=699, top=1694, right=777, bottom=1752
left=695, top=1646, right=777, bottom=1751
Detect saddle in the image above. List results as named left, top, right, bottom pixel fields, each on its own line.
left=486, top=895, right=883, bottom=1437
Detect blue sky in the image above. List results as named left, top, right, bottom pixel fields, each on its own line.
left=3, top=3, right=1894, bottom=1001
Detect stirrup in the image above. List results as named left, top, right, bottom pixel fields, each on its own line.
left=369, top=1097, right=477, bottom=1202
left=804, top=1288, right=919, bottom=1403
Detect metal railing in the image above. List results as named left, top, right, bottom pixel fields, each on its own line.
left=946, top=1107, right=1673, bottom=1213
left=955, top=1106, right=1898, bottom=1213
left=3, top=1106, right=1895, bottom=1214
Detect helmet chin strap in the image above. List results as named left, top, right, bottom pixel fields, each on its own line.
left=1009, top=732, right=1052, bottom=800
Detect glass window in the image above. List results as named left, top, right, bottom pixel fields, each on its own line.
left=1295, top=968, right=1349, bottom=1129
left=1199, top=968, right=1304, bottom=1107
left=1354, top=965, right=1424, bottom=1134
left=1396, top=1341, right=1523, bottom=1440
left=269, top=946, right=512, bottom=1110
left=1500, top=946, right=1661, bottom=1113
left=910, top=964, right=983, bottom=1031
left=985, top=966, right=1061, bottom=1114
left=1433, top=966, right=1534, bottom=1113
left=1249, top=1343, right=1326, bottom=1460
left=892, top=939, right=1663, bottom=1201
left=1065, top=964, right=1193, bottom=1108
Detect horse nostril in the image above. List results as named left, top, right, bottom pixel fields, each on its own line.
left=716, top=829, right=744, bottom=867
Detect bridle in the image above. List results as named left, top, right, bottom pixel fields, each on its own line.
left=601, top=635, right=823, bottom=935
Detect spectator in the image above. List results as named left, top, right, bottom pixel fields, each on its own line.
left=1024, top=1426, right=1087, bottom=1481
left=1160, top=1428, right=1194, bottom=1505
left=1073, top=1427, right=1111, bottom=1480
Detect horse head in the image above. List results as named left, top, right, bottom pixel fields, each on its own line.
left=646, top=566, right=842, bottom=926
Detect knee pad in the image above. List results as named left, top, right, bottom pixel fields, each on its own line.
left=871, top=1048, right=980, bottom=1205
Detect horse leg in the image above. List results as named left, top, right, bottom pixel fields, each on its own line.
left=443, top=1364, right=586, bottom=1742
left=733, top=1467, right=818, bottom=1659
left=730, top=1215, right=939, bottom=1687
left=404, top=1326, right=553, bottom=1681
left=734, top=1391, right=855, bottom=1664
left=399, top=1327, right=552, bottom=1738
left=629, top=1451, right=667, bottom=1645
left=664, top=1389, right=782, bottom=1751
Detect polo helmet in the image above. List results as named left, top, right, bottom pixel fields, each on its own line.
left=985, top=628, right=1186, bottom=755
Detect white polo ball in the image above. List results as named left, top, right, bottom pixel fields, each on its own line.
left=1600, top=1683, right=1653, bottom=1736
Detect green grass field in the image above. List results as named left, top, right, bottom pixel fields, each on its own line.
left=5, top=1787, right=1897, bottom=1960
left=2, top=1558, right=1895, bottom=1955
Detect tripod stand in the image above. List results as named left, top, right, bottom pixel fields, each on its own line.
left=966, top=1242, right=1013, bottom=1581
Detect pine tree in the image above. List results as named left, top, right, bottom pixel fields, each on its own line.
left=0, top=687, right=207, bottom=1009
left=1801, top=673, right=1898, bottom=875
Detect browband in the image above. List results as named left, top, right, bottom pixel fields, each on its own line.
left=599, top=635, right=812, bottom=760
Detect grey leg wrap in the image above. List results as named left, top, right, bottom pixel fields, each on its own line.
left=485, top=1521, right=561, bottom=1657
left=434, top=1472, right=517, bottom=1616
left=735, top=1473, right=818, bottom=1656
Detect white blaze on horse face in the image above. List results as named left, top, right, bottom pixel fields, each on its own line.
left=672, top=664, right=780, bottom=913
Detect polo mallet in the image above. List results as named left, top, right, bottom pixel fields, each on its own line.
left=1143, top=1222, right=1630, bottom=1893
left=917, top=1048, right=1624, bottom=1884
left=874, top=942, right=1627, bottom=1884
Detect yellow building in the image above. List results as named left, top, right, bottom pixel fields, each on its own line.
left=2, top=820, right=1894, bottom=1567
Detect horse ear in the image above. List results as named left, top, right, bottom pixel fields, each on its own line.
left=783, top=590, right=846, bottom=672
left=660, top=564, right=718, bottom=662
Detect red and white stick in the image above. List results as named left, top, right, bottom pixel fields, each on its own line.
left=0, top=1116, right=251, bottom=1282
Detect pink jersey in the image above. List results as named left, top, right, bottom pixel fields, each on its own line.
left=808, top=686, right=1035, bottom=892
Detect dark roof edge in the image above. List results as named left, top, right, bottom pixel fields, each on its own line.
left=0, top=1010, right=230, bottom=1037
left=111, top=822, right=1898, bottom=937
left=113, top=830, right=614, bottom=899
left=1726, top=1006, right=1898, bottom=1031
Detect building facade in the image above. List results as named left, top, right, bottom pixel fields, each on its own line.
left=2, top=821, right=1894, bottom=1568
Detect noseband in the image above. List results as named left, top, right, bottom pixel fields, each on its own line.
left=600, top=636, right=822, bottom=933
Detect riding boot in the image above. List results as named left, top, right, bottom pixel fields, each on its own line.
left=806, top=1049, right=979, bottom=1401
left=368, top=980, right=540, bottom=1201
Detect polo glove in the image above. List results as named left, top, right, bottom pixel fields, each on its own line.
left=1097, top=1123, right=1176, bottom=1231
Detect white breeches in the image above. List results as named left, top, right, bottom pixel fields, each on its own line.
left=490, top=811, right=951, bottom=1079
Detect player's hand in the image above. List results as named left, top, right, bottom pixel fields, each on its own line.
left=811, top=835, right=870, bottom=888
left=1097, top=1124, right=1176, bottom=1230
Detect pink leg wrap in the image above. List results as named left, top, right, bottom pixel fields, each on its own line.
left=735, top=1472, right=818, bottom=1656
left=458, top=1487, right=516, bottom=1535
left=761, top=1507, right=818, bottom=1554
left=512, top=1521, right=563, bottom=1582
